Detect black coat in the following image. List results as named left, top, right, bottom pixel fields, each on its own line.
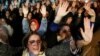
left=45, top=41, right=72, bottom=56
left=0, top=42, right=23, bottom=56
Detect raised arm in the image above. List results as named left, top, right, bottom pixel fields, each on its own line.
left=38, top=5, right=48, bottom=36
left=78, top=17, right=94, bottom=46
left=40, top=5, right=47, bottom=18
left=22, top=3, right=29, bottom=18
left=84, top=2, right=96, bottom=22
left=54, top=1, right=71, bottom=24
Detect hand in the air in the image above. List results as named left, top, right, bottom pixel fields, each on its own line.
left=80, top=17, right=94, bottom=43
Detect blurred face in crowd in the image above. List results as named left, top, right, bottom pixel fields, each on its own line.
left=5, top=11, right=10, bottom=18
left=52, top=3, right=56, bottom=9
left=72, top=1, right=77, bottom=7
left=66, top=17, right=73, bottom=25
left=46, top=0, right=51, bottom=6
left=19, top=7, right=22, bottom=13
left=9, top=4, right=13, bottom=11
left=58, top=0, right=67, bottom=5
left=27, top=12, right=32, bottom=20
left=71, top=7, right=77, bottom=13
left=93, top=2, right=98, bottom=8
left=78, top=8, right=83, bottom=14
left=59, top=25, right=71, bottom=39
left=30, top=21, right=38, bottom=31
left=0, top=18, right=5, bottom=25
left=31, top=6, right=33, bottom=12
left=0, top=4, right=3, bottom=11
left=19, top=7, right=23, bottom=16
left=27, top=34, right=42, bottom=53
left=25, top=1, right=29, bottom=7
left=36, top=2, right=40, bottom=9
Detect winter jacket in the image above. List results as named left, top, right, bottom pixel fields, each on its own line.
left=0, top=42, right=23, bottom=56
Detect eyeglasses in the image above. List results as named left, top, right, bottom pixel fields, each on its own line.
left=28, top=40, right=41, bottom=45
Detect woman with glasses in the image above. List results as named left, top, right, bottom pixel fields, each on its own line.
left=22, top=17, right=94, bottom=56
left=22, top=32, right=46, bottom=56
left=0, top=17, right=94, bottom=56
left=22, top=31, right=72, bottom=56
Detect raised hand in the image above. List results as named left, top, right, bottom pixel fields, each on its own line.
left=80, top=17, right=94, bottom=45
left=22, top=5, right=29, bottom=17
left=57, top=1, right=69, bottom=17
left=84, top=2, right=90, bottom=11
left=84, top=2, right=96, bottom=22
left=40, top=5, right=47, bottom=18
left=54, top=1, right=70, bottom=24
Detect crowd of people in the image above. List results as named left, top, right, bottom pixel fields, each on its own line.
left=0, top=0, right=100, bottom=56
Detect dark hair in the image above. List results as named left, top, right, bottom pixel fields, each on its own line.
left=27, top=12, right=33, bottom=19
left=22, top=31, right=47, bottom=51
left=58, top=24, right=71, bottom=39
left=60, top=12, right=73, bottom=25
left=59, top=24, right=70, bottom=32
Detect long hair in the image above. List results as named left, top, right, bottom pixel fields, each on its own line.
left=22, top=31, right=47, bottom=51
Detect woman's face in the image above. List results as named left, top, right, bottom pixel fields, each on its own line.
left=72, top=1, right=76, bottom=7
left=27, top=34, right=42, bottom=52
left=66, top=17, right=72, bottom=24
left=78, top=8, right=83, bottom=14
left=9, top=4, right=13, bottom=11
left=46, top=0, right=50, bottom=6
left=19, top=8, right=23, bottom=14
left=59, top=25, right=71, bottom=38
left=52, top=3, right=56, bottom=9
left=93, top=2, right=97, bottom=8
left=30, top=22, right=37, bottom=31
left=36, top=3, right=40, bottom=9
left=6, top=11, right=10, bottom=17
left=28, top=13, right=32, bottom=19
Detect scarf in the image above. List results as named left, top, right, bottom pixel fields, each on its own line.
left=22, top=49, right=46, bottom=56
